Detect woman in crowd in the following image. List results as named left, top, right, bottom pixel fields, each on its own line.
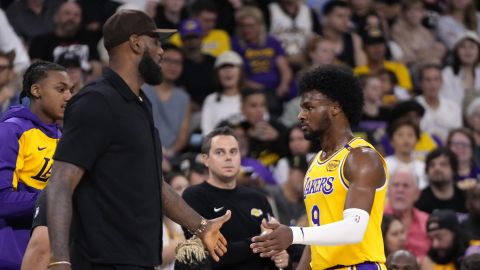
left=437, top=0, right=480, bottom=49
left=201, top=51, right=244, bottom=136
left=231, top=6, right=292, bottom=99
left=446, top=128, right=480, bottom=190
left=382, top=215, right=407, bottom=258
left=441, top=31, right=480, bottom=110
left=273, top=125, right=314, bottom=185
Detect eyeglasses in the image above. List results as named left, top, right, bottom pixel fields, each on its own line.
left=450, top=141, right=471, bottom=149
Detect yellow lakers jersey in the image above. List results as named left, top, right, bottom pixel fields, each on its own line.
left=304, top=137, right=387, bottom=269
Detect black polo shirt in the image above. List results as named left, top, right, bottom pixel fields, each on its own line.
left=54, top=68, right=163, bottom=266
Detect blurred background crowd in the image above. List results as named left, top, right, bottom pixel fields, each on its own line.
left=1, top=0, right=480, bottom=269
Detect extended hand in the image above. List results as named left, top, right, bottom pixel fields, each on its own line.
left=272, top=250, right=289, bottom=269
left=199, top=210, right=232, bottom=262
left=250, top=219, right=293, bottom=258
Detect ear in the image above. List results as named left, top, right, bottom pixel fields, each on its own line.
left=30, top=84, right=41, bottom=99
left=201, top=153, right=209, bottom=168
left=330, top=101, right=342, bottom=117
left=128, top=35, right=144, bottom=55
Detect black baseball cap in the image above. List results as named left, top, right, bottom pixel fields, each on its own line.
left=103, top=9, right=176, bottom=50
left=362, top=28, right=387, bottom=45
left=427, top=209, right=460, bottom=233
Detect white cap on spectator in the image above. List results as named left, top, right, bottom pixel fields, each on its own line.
left=214, top=51, right=243, bottom=69
left=454, top=30, right=480, bottom=48
left=467, top=97, right=480, bottom=118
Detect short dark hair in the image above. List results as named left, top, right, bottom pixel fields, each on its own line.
left=20, top=61, right=66, bottom=103
left=201, top=126, right=239, bottom=154
left=240, top=88, right=264, bottom=104
left=299, top=65, right=364, bottom=125
left=425, top=147, right=459, bottom=177
left=387, top=117, right=420, bottom=140
left=322, top=0, right=349, bottom=15
left=377, top=68, right=399, bottom=85
left=389, top=100, right=425, bottom=125
left=418, top=63, right=442, bottom=82
left=190, top=0, right=218, bottom=16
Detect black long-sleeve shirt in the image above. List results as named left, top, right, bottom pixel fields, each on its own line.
left=182, top=181, right=279, bottom=270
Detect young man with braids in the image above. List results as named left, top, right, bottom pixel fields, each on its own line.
left=251, top=66, right=388, bottom=269
left=0, top=61, right=74, bottom=269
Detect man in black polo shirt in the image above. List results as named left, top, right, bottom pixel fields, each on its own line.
left=46, top=10, right=231, bottom=270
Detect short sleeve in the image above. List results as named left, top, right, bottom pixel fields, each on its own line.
left=32, top=190, right=46, bottom=230
left=54, top=90, right=114, bottom=171
left=270, top=36, right=286, bottom=56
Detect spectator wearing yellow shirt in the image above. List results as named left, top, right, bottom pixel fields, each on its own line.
left=354, top=29, right=413, bottom=91
left=170, top=0, right=230, bottom=57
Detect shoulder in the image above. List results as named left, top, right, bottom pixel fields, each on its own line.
left=0, top=120, right=29, bottom=142
left=344, top=146, right=386, bottom=186
left=172, top=87, right=190, bottom=101
left=183, top=183, right=209, bottom=198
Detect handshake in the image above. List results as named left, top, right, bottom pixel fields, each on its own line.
left=252, top=216, right=291, bottom=269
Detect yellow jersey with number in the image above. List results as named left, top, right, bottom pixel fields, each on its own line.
left=304, top=137, right=387, bottom=269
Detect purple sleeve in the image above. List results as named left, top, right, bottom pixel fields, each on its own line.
left=269, top=36, right=286, bottom=56
left=0, top=123, right=38, bottom=219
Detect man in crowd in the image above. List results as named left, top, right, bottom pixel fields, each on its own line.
left=182, top=127, right=289, bottom=270
left=416, top=148, right=467, bottom=214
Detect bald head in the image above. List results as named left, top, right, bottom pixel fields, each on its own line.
left=386, top=250, right=418, bottom=270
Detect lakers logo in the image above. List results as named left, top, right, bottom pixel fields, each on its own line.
left=251, top=208, right=263, bottom=217
left=303, top=176, right=334, bottom=198
left=326, top=160, right=340, bottom=171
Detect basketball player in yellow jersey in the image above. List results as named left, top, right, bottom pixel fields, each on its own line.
left=251, top=66, right=388, bottom=269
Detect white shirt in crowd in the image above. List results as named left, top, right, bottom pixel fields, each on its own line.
left=440, top=66, right=480, bottom=108
left=416, top=95, right=462, bottom=142
left=201, top=93, right=241, bottom=136
left=385, top=155, right=428, bottom=190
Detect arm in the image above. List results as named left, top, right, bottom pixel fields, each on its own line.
left=275, top=55, right=292, bottom=97
left=296, top=246, right=311, bottom=270
left=251, top=147, right=386, bottom=255
left=21, top=226, right=50, bottom=270
left=171, top=101, right=191, bottom=153
left=21, top=190, right=49, bottom=270
left=352, top=34, right=367, bottom=67
left=47, top=162, right=84, bottom=269
left=162, top=181, right=231, bottom=261
left=0, top=124, right=38, bottom=219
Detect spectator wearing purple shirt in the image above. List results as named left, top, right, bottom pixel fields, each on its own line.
left=231, top=6, right=292, bottom=99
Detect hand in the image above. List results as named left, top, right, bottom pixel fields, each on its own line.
left=198, top=210, right=232, bottom=262
left=272, top=250, right=289, bottom=269
left=251, top=219, right=293, bottom=258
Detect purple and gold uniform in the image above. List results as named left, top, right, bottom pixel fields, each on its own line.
left=0, top=106, right=61, bottom=269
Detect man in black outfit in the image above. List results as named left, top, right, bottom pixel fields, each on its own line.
left=415, top=148, right=467, bottom=214
left=182, top=127, right=290, bottom=270
left=46, top=10, right=231, bottom=270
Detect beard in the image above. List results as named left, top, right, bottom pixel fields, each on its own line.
left=428, top=234, right=468, bottom=266
left=138, top=51, right=163, bottom=85
left=429, top=174, right=452, bottom=189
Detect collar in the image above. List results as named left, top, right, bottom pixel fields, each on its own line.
left=103, top=68, right=139, bottom=102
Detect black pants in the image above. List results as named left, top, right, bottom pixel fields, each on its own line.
left=71, top=246, right=154, bottom=270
